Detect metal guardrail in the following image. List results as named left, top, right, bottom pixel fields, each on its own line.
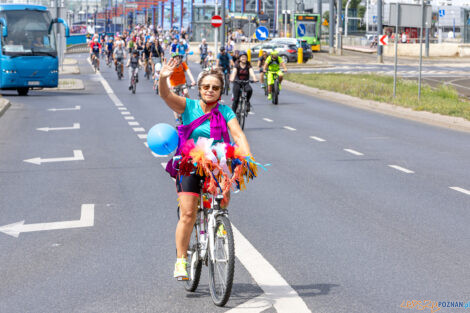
left=66, top=43, right=89, bottom=54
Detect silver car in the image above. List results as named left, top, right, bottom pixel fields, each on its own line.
left=250, top=42, right=299, bottom=63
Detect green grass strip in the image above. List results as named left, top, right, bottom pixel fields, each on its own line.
left=285, top=73, right=470, bottom=121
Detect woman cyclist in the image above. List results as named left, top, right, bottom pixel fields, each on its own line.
left=230, top=51, right=258, bottom=113
left=159, top=58, right=252, bottom=280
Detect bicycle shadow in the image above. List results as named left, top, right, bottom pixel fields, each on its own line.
left=184, top=282, right=340, bottom=306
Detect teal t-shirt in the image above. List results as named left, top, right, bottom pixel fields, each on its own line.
left=182, top=98, right=236, bottom=143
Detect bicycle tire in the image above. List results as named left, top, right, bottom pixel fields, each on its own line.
left=273, top=78, right=279, bottom=105
left=184, top=223, right=203, bottom=292
left=224, top=73, right=230, bottom=96
left=208, top=215, right=235, bottom=307
left=132, top=78, right=136, bottom=94
left=238, top=98, right=246, bottom=130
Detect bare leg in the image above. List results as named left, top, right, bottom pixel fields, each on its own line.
left=175, top=195, right=199, bottom=258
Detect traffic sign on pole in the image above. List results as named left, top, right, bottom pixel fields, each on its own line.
left=379, top=34, right=388, bottom=46
left=211, top=15, right=222, bottom=28
left=255, top=26, right=269, bottom=41
left=297, top=23, right=306, bottom=37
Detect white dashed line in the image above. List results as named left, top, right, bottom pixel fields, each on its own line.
left=248, top=112, right=255, bottom=115
left=449, top=187, right=470, bottom=196
left=118, top=107, right=127, bottom=111
left=121, top=112, right=130, bottom=115
left=310, top=136, right=326, bottom=142
left=283, top=126, right=296, bottom=131
left=133, top=127, right=145, bottom=132
left=128, top=121, right=140, bottom=126
left=138, top=134, right=148, bottom=139
left=388, top=165, right=415, bottom=174
left=344, top=149, right=364, bottom=156
left=124, top=116, right=135, bottom=120
left=263, top=118, right=273, bottom=122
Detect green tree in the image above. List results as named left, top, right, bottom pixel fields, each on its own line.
left=358, top=6, right=366, bottom=19
left=323, top=11, right=329, bottom=24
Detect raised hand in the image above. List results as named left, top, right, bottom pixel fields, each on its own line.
left=159, top=58, right=177, bottom=79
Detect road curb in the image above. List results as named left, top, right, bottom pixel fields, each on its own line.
left=284, top=80, right=470, bottom=133
left=0, top=98, right=11, bottom=118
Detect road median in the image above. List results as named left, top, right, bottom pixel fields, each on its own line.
left=284, top=73, right=470, bottom=133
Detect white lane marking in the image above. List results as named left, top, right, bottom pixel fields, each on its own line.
left=310, top=136, right=326, bottom=142
left=133, top=127, right=145, bottom=132
left=24, top=150, right=84, bottom=165
left=263, top=118, right=273, bottom=122
left=344, top=149, right=364, bottom=156
left=118, top=107, right=127, bottom=111
left=121, top=112, right=131, bottom=115
left=449, top=187, right=470, bottom=196
left=124, top=116, right=135, bottom=120
left=138, top=134, right=148, bottom=139
left=0, top=204, right=94, bottom=238
left=232, top=226, right=311, bottom=313
left=283, top=126, right=296, bottom=131
left=128, top=121, right=140, bottom=126
left=388, top=165, right=415, bottom=174
left=37, top=123, right=80, bottom=132
left=226, top=295, right=272, bottom=313
left=248, top=112, right=255, bottom=115
left=157, top=163, right=311, bottom=313
left=48, top=106, right=80, bottom=112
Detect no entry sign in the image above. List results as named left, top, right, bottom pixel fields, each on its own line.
left=211, top=15, right=222, bottom=28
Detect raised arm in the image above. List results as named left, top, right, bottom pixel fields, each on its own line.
left=159, top=58, right=186, bottom=114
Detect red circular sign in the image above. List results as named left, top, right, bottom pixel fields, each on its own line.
left=211, top=15, right=223, bottom=28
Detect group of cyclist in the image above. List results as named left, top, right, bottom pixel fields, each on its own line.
left=90, top=25, right=288, bottom=114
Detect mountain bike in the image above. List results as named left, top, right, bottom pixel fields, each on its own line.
left=182, top=181, right=235, bottom=307
left=116, top=59, right=123, bottom=80
left=130, top=68, right=139, bottom=94
left=269, top=72, right=280, bottom=105
left=144, top=60, right=152, bottom=80
left=261, top=71, right=268, bottom=96
left=233, top=80, right=254, bottom=130
left=223, top=68, right=230, bottom=96
left=92, top=55, right=99, bottom=72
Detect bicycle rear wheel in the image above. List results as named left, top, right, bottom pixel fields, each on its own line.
left=237, top=99, right=246, bottom=130
left=184, top=223, right=203, bottom=292
left=208, top=215, right=235, bottom=307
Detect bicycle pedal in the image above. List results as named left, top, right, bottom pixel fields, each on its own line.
left=176, top=276, right=189, bottom=281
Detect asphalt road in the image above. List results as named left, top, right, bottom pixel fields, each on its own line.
left=0, top=54, right=469, bottom=313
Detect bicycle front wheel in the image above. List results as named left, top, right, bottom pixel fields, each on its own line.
left=185, top=224, right=203, bottom=292
left=238, top=99, right=246, bottom=130
left=208, top=215, right=235, bottom=307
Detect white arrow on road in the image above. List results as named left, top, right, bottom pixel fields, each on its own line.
left=48, top=105, right=81, bottom=112
left=23, top=150, right=84, bottom=165
left=0, top=204, right=94, bottom=238
left=37, top=123, right=80, bottom=132
left=257, top=29, right=267, bottom=39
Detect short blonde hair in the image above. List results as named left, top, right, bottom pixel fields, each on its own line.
left=197, top=68, right=225, bottom=91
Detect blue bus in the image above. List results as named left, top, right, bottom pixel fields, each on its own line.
left=0, top=4, right=69, bottom=95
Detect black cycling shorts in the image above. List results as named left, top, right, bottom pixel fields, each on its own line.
left=176, top=172, right=204, bottom=197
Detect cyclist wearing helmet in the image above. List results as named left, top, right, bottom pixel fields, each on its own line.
left=263, top=49, right=287, bottom=100
left=168, top=52, right=196, bottom=125
left=230, top=51, right=258, bottom=113
left=126, top=50, right=143, bottom=90
left=216, top=47, right=233, bottom=75
left=90, top=38, right=102, bottom=70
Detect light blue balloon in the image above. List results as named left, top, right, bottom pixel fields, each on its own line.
left=188, top=51, right=194, bottom=55
left=147, top=123, right=179, bottom=155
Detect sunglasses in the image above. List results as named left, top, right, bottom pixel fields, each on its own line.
left=200, top=84, right=221, bottom=91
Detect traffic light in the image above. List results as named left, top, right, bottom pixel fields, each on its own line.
left=147, top=16, right=151, bottom=25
